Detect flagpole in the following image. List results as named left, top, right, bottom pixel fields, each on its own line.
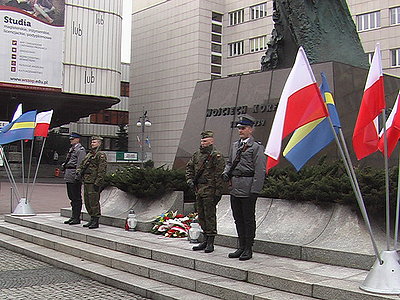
left=0, top=146, right=21, bottom=200
left=28, top=137, right=47, bottom=201
left=20, top=140, right=25, bottom=187
left=394, top=148, right=400, bottom=250
left=28, top=109, right=53, bottom=200
left=0, top=146, right=22, bottom=200
left=3, top=158, right=18, bottom=203
left=327, top=117, right=382, bottom=263
left=25, top=139, right=35, bottom=201
left=2, top=148, right=21, bottom=199
left=381, top=108, right=391, bottom=250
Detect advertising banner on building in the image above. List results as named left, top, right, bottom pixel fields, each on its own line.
left=0, top=0, right=65, bottom=91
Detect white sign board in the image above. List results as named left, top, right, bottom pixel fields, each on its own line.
left=0, top=4, right=64, bottom=91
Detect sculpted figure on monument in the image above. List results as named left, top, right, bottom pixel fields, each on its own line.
left=261, top=0, right=368, bottom=71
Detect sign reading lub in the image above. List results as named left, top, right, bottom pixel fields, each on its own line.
left=85, top=70, right=95, bottom=84
left=72, top=21, right=82, bottom=36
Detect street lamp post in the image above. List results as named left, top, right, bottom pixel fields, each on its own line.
left=136, top=108, right=151, bottom=168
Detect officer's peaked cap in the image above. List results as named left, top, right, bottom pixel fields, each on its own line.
left=69, top=132, right=81, bottom=139
left=236, top=115, right=256, bottom=127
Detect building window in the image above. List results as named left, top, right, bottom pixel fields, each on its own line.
left=390, top=7, right=400, bottom=25
left=211, top=55, right=222, bottom=64
left=120, top=81, right=129, bottom=97
left=391, top=49, right=400, bottom=67
left=90, top=110, right=129, bottom=125
left=211, top=23, right=222, bottom=34
left=212, top=11, right=222, bottom=23
left=250, top=35, right=267, bottom=52
left=229, top=41, right=244, bottom=57
left=212, top=33, right=221, bottom=43
left=367, top=52, right=374, bottom=65
left=250, top=3, right=267, bottom=20
left=211, top=43, right=222, bottom=53
left=356, top=11, right=380, bottom=31
left=211, top=65, right=221, bottom=74
left=229, top=9, right=244, bottom=26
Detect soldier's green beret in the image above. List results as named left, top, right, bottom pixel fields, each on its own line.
left=201, top=130, right=214, bottom=139
left=91, top=136, right=103, bottom=141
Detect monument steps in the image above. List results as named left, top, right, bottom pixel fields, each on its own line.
left=0, top=214, right=397, bottom=300
left=0, top=220, right=270, bottom=298
left=0, top=232, right=216, bottom=300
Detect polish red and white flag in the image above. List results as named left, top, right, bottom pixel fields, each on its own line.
left=34, top=110, right=53, bottom=137
left=264, top=47, right=328, bottom=172
left=379, top=92, right=400, bottom=157
left=352, top=43, right=385, bottom=160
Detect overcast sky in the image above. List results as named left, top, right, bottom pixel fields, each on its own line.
left=121, top=0, right=132, bottom=63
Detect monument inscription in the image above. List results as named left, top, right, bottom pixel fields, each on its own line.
left=206, top=103, right=278, bottom=128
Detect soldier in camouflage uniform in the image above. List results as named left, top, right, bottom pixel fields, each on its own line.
left=186, top=130, right=225, bottom=253
left=222, top=115, right=266, bottom=260
left=76, top=136, right=107, bottom=229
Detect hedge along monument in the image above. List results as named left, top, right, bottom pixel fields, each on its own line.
left=173, top=0, right=400, bottom=169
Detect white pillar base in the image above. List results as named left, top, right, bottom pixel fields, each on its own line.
left=360, top=250, right=400, bottom=294
left=11, top=197, right=36, bottom=216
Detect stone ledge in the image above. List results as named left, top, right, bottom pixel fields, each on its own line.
left=61, top=187, right=184, bottom=231
left=60, top=189, right=386, bottom=270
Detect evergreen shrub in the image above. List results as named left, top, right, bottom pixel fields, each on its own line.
left=261, top=156, right=398, bottom=215
left=105, top=157, right=398, bottom=216
left=105, top=163, right=194, bottom=200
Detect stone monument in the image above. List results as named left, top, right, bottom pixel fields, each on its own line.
left=173, top=63, right=400, bottom=169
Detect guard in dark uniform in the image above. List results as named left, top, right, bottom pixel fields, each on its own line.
left=222, top=115, right=266, bottom=260
left=186, top=131, right=225, bottom=253
left=76, top=136, right=107, bottom=229
left=62, top=132, right=86, bottom=225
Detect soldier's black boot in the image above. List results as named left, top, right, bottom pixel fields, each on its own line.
left=88, top=217, right=99, bottom=229
left=69, top=218, right=80, bottom=225
left=68, top=209, right=81, bottom=225
left=64, top=217, right=74, bottom=224
left=192, top=236, right=208, bottom=251
left=228, top=248, right=244, bottom=258
left=239, top=247, right=253, bottom=261
left=204, top=236, right=215, bottom=253
left=228, top=238, right=245, bottom=258
left=83, top=217, right=93, bottom=227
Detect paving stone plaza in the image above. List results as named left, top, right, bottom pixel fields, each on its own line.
left=0, top=243, right=150, bottom=299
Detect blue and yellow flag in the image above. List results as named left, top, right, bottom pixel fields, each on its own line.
left=0, top=110, right=37, bottom=145
left=283, top=73, right=341, bottom=171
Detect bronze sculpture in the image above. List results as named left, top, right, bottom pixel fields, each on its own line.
left=261, top=0, right=368, bottom=71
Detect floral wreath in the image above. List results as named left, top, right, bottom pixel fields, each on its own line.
left=151, top=211, right=198, bottom=238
